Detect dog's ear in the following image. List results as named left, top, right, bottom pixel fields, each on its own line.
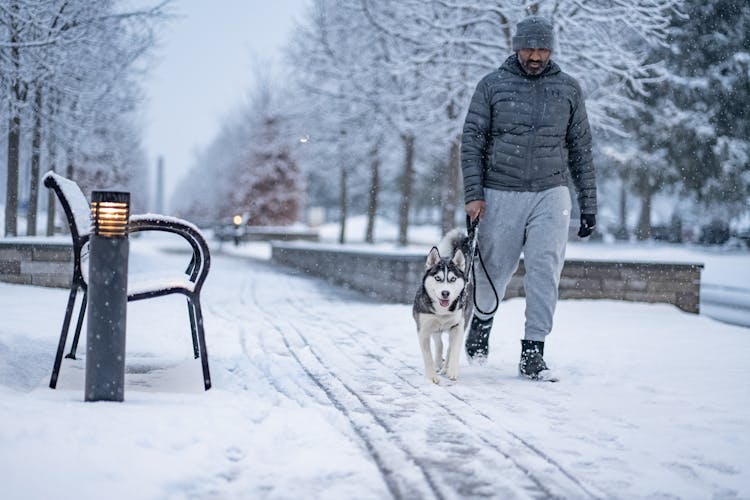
left=452, top=248, right=466, bottom=273
left=426, top=247, right=441, bottom=268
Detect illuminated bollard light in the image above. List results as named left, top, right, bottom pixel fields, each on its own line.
left=85, top=191, right=130, bottom=402
left=233, top=214, right=242, bottom=246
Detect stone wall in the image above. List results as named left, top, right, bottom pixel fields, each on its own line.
left=271, top=243, right=703, bottom=313
left=2, top=238, right=704, bottom=313
left=0, top=240, right=73, bottom=288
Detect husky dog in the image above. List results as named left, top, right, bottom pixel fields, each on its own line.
left=413, top=229, right=473, bottom=383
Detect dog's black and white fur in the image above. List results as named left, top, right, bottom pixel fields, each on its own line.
left=413, top=229, right=473, bottom=383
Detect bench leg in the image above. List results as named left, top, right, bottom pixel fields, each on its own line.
left=187, top=299, right=199, bottom=359
left=66, top=289, right=87, bottom=359
left=192, top=296, right=211, bottom=390
left=50, top=286, right=78, bottom=389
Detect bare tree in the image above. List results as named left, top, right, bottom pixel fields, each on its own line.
left=172, top=0, right=687, bottom=244
left=0, top=0, right=170, bottom=236
left=286, top=0, right=393, bottom=243
left=170, top=68, right=304, bottom=228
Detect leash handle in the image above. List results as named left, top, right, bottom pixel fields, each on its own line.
left=465, top=215, right=479, bottom=241
left=464, top=214, right=479, bottom=272
left=465, top=214, right=499, bottom=316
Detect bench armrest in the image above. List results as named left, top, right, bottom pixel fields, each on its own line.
left=128, top=214, right=211, bottom=291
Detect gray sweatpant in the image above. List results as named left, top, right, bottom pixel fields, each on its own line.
left=473, top=186, right=571, bottom=342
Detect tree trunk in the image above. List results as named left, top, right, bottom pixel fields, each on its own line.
left=441, top=136, right=461, bottom=233
left=398, top=134, right=415, bottom=246
left=5, top=7, right=22, bottom=237
left=611, top=179, right=629, bottom=240
left=636, top=190, right=652, bottom=241
left=27, top=87, right=43, bottom=236
left=338, top=164, right=348, bottom=244
left=365, top=142, right=380, bottom=244
left=46, top=160, right=57, bottom=236
left=46, top=115, right=58, bottom=236
left=5, top=114, right=20, bottom=237
left=619, top=180, right=627, bottom=230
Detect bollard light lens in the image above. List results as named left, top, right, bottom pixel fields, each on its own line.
left=91, top=191, right=130, bottom=237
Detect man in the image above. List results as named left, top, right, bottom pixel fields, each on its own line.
left=460, top=15, right=596, bottom=380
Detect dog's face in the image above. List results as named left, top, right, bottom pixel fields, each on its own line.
left=422, top=247, right=467, bottom=311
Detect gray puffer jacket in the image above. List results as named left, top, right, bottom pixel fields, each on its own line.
left=461, top=54, right=596, bottom=214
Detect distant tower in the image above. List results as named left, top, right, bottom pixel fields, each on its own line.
left=155, top=156, right=165, bottom=214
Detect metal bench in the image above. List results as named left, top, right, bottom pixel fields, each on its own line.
left=43, top=171, right=212, bottom=390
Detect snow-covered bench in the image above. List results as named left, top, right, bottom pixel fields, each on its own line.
left=42, top=171, right=212, bottom=390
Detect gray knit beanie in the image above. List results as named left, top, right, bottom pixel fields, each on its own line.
left=512, top=16, right=554, bottom=51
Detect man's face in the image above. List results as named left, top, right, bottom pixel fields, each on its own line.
left=517, top=48, right=551, bottom=75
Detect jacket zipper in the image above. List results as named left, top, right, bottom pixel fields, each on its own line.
left=526, top=81, right=541, bottom=188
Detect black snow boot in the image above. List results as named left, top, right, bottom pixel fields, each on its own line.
left=519, top=340, right=549, bottom=379
left=465, top=316, right=493, bottom=363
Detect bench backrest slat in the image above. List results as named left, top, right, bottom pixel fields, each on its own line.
left=43, top=171, right=91, bottom=239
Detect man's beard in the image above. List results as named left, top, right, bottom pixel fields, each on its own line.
left=521, top=58, right=549, bottom=76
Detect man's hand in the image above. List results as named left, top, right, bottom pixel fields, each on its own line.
left=466, top=200, right=486, bottom=221
left=578, top=214, right=596, bottom=238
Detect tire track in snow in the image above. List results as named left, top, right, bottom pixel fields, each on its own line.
left=242, top=269, right=442, bottom=500
left=232, top=262, right=553, bottom=499
left=269, top=301, right=542, bottom=499
left=206, top=257, right=602, bottom=498
left=205, top=272, right=330, bottom=407
left=208, top=260, right=436, bottom=499
left=277, top=282, right=605, bottom=500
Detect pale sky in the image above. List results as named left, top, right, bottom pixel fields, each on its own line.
left=142, top=0, right=308, bottom=209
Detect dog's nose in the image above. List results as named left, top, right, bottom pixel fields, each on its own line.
left=441, top=290, right=450, bottom=298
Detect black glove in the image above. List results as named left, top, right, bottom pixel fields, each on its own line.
left=578, top=214, right=596, bottom=238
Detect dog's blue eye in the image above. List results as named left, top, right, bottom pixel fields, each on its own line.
left=435, top=275, right=443, bottom=282
left=449, top=276, right=456, bottom=282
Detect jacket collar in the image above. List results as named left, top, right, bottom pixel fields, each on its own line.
left=500, top=53, right=560, bottom=79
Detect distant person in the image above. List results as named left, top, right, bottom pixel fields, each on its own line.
left=460, top=15, right=597, bottom=380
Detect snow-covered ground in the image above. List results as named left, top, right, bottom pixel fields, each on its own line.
left=1, top=224, right=749, bottom=499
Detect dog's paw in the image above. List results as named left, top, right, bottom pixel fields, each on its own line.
left=442, top=361, right=458, bottom=381
left=427, top=373, right=440, bottom=384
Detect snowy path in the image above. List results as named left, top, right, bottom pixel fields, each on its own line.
left=1, top=238, right=748, bottom=499
left=202, top=250, right=748, bottom=499
left=208, top=256, right=601, bottom=499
